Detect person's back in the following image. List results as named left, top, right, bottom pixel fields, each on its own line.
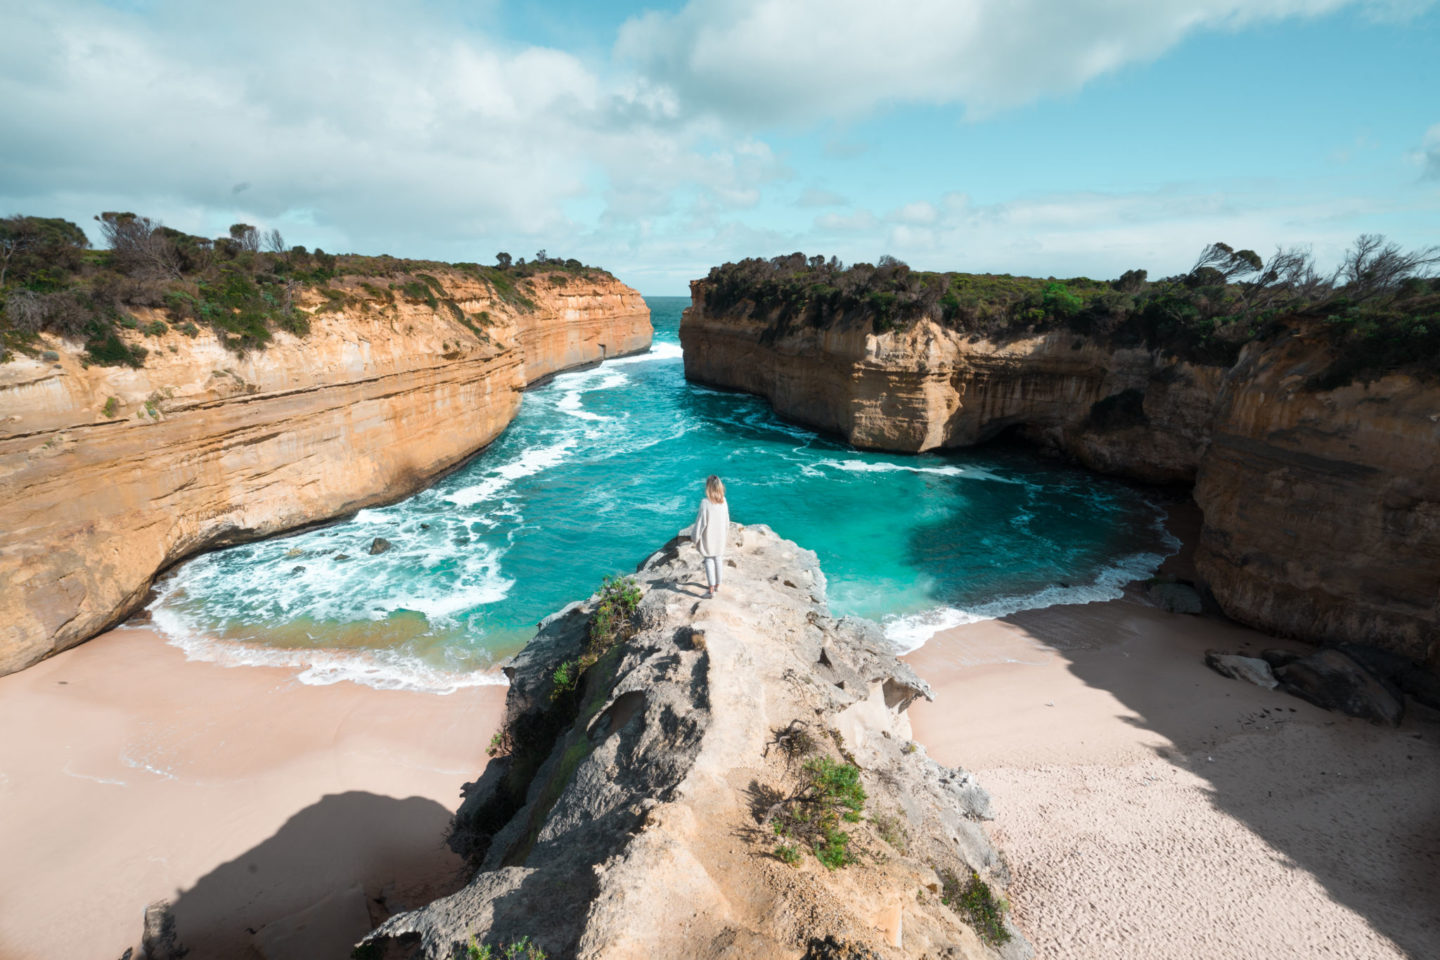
left=693, top=475, right=729, bottom=597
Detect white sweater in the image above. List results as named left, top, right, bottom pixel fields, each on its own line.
left=693, top=498, right=730, bottom=558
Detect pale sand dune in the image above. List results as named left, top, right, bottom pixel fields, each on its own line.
left=0, top=627, right=506, bottom=960
left=907, top=598, right=1440, bottom=960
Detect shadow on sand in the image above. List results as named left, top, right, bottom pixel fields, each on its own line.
left=993, top=599, right=1440, bottom=957
left=158, top=791, right=464, bottom=959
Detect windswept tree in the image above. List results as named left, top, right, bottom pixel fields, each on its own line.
left=229, top=223, right=261, bottom=253
left=95, top=211, right=180, bottom=278
left=263, top=228, right=286, bottom=254
left=495, top=251, right=513, bottom=269
left=1, top=215, right=89, bottom=287
left=1337, top=233, right=1440, bottom=301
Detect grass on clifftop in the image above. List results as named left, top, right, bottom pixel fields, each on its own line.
left=0, top=212, right=613, bottom=366
left=699, top=237, right=1440, bottom=384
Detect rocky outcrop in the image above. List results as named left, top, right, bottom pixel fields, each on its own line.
left=681, top=288, right=1440, bottom=667
left=361, top=526, right=1029, bottom=960
left=0, top=271, right=650, bottom=675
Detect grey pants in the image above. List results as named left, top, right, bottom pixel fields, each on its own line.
left=703, top=556, right=721, bottom=589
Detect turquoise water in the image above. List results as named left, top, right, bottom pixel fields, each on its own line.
left=149, top=296, right=1176, bottom=692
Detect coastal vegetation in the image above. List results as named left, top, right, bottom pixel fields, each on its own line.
left=939, top=868, right=1012, bottom=947
left=769, top=750, right=869, bottom=870
left=698, top=236, right=1440, bottom=384
left=0, top=211, right=612, bottom=366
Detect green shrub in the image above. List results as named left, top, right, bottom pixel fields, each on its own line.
left=940, top=869, right=1012, bottom=946
left=549, top=659, right=580, bottom=701
left=770, top=755, right=867, bottom=871
left=465, top=935, right=547, bottom=960
left=141, top=320, right=168, bottom=336
left=589, top=575, right=642, bottom=648
left=102, top=396, right=119, bottom=418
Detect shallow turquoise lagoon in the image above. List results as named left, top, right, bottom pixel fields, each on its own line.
left=149, top=296, right=1175, bottom=691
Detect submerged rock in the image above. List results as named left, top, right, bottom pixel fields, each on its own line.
left=368, top=537, right=393, bottom=556
left=1276, top=649, right=1405, bottom=726
left=1204, top=651, right=1278, bottom=689
left=360, top=525, right=1029, bottom=960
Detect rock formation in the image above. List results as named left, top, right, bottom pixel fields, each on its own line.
left=681, top=289, right=1440, bottom=667
left=361, top=525, right=1030, bottom=960
left=0, top=272, right=651, bottom=675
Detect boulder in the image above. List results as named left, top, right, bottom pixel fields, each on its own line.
left=1148, top=582, right=1203, bottom=615
left=1259, top=648, right=1303, bottom=670
left=1204, top=651, right=1278, bottom=689
left=368, top=537, right=392, bottom=555
left=1276, top=649, right=1405, bottom=726
left=1337, top=643, right=1440, bottom=711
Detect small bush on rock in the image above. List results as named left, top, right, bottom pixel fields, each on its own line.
left=940, top=868, right=1012, bottom=946
left=769, top=755, right=867, bottom=871
left=465, top=934, right=547, bottom=959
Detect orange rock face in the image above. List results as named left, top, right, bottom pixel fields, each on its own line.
left=0, top=271, right=650, bottom=676
left=681, top=284, right=1439, bottom=664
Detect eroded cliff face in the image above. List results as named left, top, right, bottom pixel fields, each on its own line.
left=0, top=271, right=651, bottom=675
left=681, top=285, right=1440, bottom=665
left=363, top=526, right=1028, bottom=960
left=1195, top=332, right=1440, bottom=662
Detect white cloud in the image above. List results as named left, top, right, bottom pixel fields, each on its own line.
left=0, top=0, right=780, bottom=261
left=617, top=0, right=1431, bottom=123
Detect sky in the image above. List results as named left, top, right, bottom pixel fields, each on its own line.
left=1, top=0, right=1436, bottom=294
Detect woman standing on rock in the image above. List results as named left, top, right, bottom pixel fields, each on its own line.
left=693, top=475, right=729, bottom=598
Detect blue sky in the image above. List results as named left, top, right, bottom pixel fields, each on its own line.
left=1, top=0, right=1436, bottom=293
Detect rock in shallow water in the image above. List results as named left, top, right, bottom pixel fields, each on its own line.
left=1276, top=649, right=1405, bottom=726
left=368, top=537, right=392, bottom=555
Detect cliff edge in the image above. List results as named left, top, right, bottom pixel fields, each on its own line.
left=681, top=286, right=1440, bottom=667
left=361, top=525, right=1029, bottom=960
left=0, top=271, right=651, bottom=675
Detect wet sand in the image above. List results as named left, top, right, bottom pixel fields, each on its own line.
left=0, top=627, right=506, bottom=960
left=906, top=597, right=1440, bottom=959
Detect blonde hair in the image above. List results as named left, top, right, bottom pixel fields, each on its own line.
left=706, top=475, right=726, bottom=503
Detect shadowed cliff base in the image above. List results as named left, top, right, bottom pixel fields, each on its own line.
left=907, top=581, right=1440, bottom=957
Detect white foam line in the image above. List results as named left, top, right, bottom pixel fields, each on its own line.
left=121, top=753, right=178, bottom=781
left=63, top=764, right=126, bottom=786
left=149, top=603, right=507, bottom=694
left=815, top=458, right=1021, bottom=483
left=606, top=341, right=683, bottom=365
left=882, top=546, right=1175, bottom=654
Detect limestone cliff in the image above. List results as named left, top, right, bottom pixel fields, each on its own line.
left=681, top=286, right=1439, bottom=666
left=362, top=526, right=1029, bottom=960
left=0, top=271, right=651, bottom=675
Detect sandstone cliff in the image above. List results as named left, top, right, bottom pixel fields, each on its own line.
left=681, top=287, right=1439, bottom=666
left=0, top=272, right=651, bottom=676
left=362, top=525, right=1029, bottom=960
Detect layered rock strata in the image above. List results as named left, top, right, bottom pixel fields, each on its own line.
left=363, top=525, right=1029, bottom=960
left=0, top=272, right=651, bottom=675
left=681, top=290, right=1440, bottom=666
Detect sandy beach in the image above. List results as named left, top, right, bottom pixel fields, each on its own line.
left=0, top=627, right=506, bottom=960
left=906, top=597, right=1440, bottom=959
left=4, top=520, right=1438, bottom=960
